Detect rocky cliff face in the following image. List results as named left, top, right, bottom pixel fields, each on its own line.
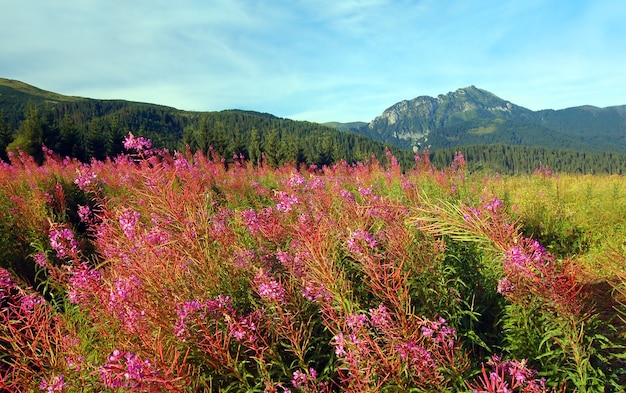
left=364, top=86, right=531, bottom=149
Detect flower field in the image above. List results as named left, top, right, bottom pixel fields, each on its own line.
left=1, top=136, right=625, bottom=392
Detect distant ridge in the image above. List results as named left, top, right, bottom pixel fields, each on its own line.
left=1, top=77, right=625, bottom=174
left=339, top=86, right=626, bottom=153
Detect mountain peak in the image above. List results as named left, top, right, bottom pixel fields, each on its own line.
left=360, top=85, right=626, bottom=153
left=367, top=86, right=529, bottom=147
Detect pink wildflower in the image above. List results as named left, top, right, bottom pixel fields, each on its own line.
left=49, top=224, right=78, bottom=259
left=33, top=251, right=48, bottom=268
left=67, top=263, right=102, bottom=305
left=123, top=132, right=152, bottom=151
left=254, top=270, right=285, bottom=303
left=118, top=209, right=141, bottom=239
left=99, top=350, right=159, bottom=389
left=276, top=191, right=299, bottom=212
left=74, top=169, right=97, bottom=191
left=39, top=374, right=66, bottom=392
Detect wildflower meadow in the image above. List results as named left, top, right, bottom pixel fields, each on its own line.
left=1, top=134, right=625, bottom=392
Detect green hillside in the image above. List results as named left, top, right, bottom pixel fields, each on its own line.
left=1, top=78, right=625, bottom=174
left=0, top=78, right=409, bottom=167
left=361, top=86, right=626, bottom=153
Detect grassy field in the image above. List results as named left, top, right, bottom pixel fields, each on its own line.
left=0, top=140, right=624, bottom=392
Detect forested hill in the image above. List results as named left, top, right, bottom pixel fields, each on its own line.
left=1, top=78, right=625, bottom=174
left=0, top=78, right=408, bottom=167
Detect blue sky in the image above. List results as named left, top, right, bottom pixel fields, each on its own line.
left=1, top=0, right=625, bottom=122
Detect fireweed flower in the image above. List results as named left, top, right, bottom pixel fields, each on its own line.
left=421, top=317, right=456, bottom=347
left=49, top=224, right=78, bottom=259
left=67, top=263, right=102, bottom=305
left=339, top=189, right=355, bottom=202
left=77, top=205, right=92, bottom=223
left=174, top=300, right=205, bottom=341
left=482, top=196, right=503, bottom=212
left=497, top=278, right=515, bottom=295
left=0, top=268, right=15, bottom=294
left=286, top=174, right=307, bottom=189
left=118, top=209, right=141, bottom=240
left=74, top=168, right=97, bottom=191
left=123, top=132, right=152, bottom=151
left=291, top=368, right=317, bottom=389
left=396, top=341, right=435, bottom=373
left=228, top=313, right=259, bottom=343
left=19, top=292, right=44, bottom=312
left=503, top=239, right=552, bottom=277
left=39, top=374, right=66, bottom=392
left=346, top=228, right=379, bottom=254
left=33, top=251, right=48, bottom=268
left=369, top=304, right=391, bottom=330
left=233, top=249, right=255, bottom=269
left=241, top=209, right=261, bottom=233
left=301, top=283, right=332, bottom=302
left=254, top=270, right=285, bottom=303
left=331, top=332, right=347, bottom=356
left=346, top=313, right=369, bottom=330
left=99, top=350, right=158, bottom=389
left=275, top=191, right=299, bottom=212
left=108, top=276, right=145, bottom=333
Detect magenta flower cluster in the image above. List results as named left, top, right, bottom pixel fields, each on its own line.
left=254, top=269, right=285, bottom=303
left=99, top=349, right=159, bottom=389
left=174, top=295, right=232, bottom=341
left=108, top=275, right=146, bottom=333
left=39, top=374, right=66, bottom=392
left=49, top=224, right=78, bottom=259
left=118, top=209, right=141, bottom=240
left=346, top=228, right=379, bottom=254
left=502, top=239, right=551, bottom=279
left=123, top=132, right=152, bottom=152
left=469, top=354, right=548, bottom=393
left=67, top=262, right=102, bottom=305
left=73, top=168, right=97, bottom=191
left=275, top=191, right=299, bottom=213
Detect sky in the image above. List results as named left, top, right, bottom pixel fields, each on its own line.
left=1, top=0, right=625, bottom=123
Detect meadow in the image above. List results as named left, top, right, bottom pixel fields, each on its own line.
left=0, top=135, right=624, bottom=392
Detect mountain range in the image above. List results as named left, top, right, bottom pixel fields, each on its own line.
left=327, top=86, right=626, bottom=154
left=1, top=77, right=625, bottom=173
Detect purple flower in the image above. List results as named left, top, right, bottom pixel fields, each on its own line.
left=123, top=132, right=152, bottom=151
left=118, top=209, right=141, bottom=240
left=483, top=196, right=503, bottom=212
left=77, top=205, right=92, bottom=222
left=369, top=304, right=391, bottom=330
left=497, top=278, right=515, bottom=295
left=346, top=313, right=368, bottom=330
left=67, top=263, right=102, bottom=305
left=39, top=374, right=66, bottom=392
left=331, top=332, right=347, bottom=356
left=33, top=251, right=48, bottom=268
left=0, top=268, right=15, bottom=292
left=108, top=276, right=145, bottom=332
left=276, top=191, right=299, bottom=212
left=174, top=300, right=205, bottom=341
left=241, top=209, right=261, bottom=233
left=346, top=228, right=378, bottom=254
left=301, top=283, right=331, bottom=302
left=49, top=224, right=78, bottom=259
left=255, top=270, right=285, bottom=303
left=74, top=169, right=97, bottom=191
left=100, top=350, right=158, bottom=389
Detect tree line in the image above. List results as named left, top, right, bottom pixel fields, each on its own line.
left=1, top=102, right=624, bottom=174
